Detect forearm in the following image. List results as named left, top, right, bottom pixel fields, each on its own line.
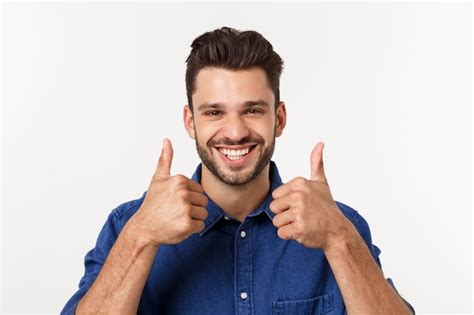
left=76, top=214, right=159, bottom=314
left=324, top=224, right=412, bottom=315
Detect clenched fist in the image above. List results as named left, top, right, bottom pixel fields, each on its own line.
left=133, top=138, right=208, bottom=246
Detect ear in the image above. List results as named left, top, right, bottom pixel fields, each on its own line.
left=275, top=101, right=287, bottom=137
left=183, top=105, right=196, bottom=139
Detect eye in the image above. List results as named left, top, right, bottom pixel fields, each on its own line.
left=205, top=110, right=222, bottom=117
left=246, top=108, right=263, bottom=115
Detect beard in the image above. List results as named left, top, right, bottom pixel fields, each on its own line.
left=194, top=127, right=275, bottom=187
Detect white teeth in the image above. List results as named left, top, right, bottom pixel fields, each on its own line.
left=218, top=147, right=251, bottom=157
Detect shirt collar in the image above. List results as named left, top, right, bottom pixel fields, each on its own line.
left=191, top=160, right=284, bottom=237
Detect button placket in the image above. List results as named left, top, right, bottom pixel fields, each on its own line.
left=235, top=222, right=253, bottom=314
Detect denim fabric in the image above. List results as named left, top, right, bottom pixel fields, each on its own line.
left=62, top=160, right=414, bottom=314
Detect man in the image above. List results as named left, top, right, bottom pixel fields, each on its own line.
left=62, top=27, right=414, bottom=314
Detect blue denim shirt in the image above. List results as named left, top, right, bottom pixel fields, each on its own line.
left=62, top=160, right=413, bottom=314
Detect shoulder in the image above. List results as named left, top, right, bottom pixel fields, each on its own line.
left=334, top=200, right=374, bottom=246
left=108, top=191, right=147, bottom=230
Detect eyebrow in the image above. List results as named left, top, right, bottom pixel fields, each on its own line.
left=196, top=99, right=270, bottom=112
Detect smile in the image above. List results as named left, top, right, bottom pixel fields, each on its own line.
left=218, top=147, right=251, bottom=160
left=213, top=144, right=258, bottom=163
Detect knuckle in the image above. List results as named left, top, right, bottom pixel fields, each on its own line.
left=181, top=218, right=193, bottom=231
left=173, top=174, right=188, bottom=184
left=297, top=221, right=305, bottom=233
left=199, top=195, right=208, bottom=206
left=292, top=191, right=305, bottom=202
left=294, top=177, right=307, bottom=185
left=294, top=230, right=303, bottom=238
left=176, top=189, right=189, bottom=201
left=181, top=204, right=192, bottom=214
left=195, top=183, right=204, bottom=193
left=294, top=219, right=305, bottom=233
left=295, top=207, right=305, bottom=218
left=175, top=174, right=186, bottom=180
left=295, top=179, right=309, bottom=191
left=299, top=184, right=311, bottom=194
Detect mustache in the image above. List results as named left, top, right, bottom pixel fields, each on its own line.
left=208, top=135, right=264, bottom=147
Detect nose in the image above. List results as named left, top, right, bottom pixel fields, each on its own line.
left=221, top=113, right=250, bottom=142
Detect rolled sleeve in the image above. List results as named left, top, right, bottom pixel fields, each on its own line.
left=60, top=208, right=124, bottom=314
left=336, top=201, right=415, bottom=314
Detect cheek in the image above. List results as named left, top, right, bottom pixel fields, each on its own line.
left=194, top=122, right=220, bottom=144
left=252, top=123, right=274, bottom=143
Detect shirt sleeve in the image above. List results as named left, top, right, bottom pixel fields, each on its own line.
left=336, top=201, right=415, bottom=314
left=60, top=208, right=124, bottom=315
left=371, top=244, right=415, bottom=314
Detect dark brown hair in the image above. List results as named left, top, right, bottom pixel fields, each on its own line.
left=185, top=26, right=284, bottom=113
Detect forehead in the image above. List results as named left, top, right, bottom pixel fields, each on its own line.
left=192, top=67, right=275, bottom=108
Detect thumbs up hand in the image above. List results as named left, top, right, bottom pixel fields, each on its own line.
left=133, top=138, right=209, bottom=247
left=269, top=142, right=351, bottom=251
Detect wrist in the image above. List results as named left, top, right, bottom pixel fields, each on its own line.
left=124, top=212, right=161, bottom=250
left=323, top=219, right=359, bottom=256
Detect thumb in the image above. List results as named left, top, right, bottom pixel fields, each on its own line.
left=310, top=142, right=327, bottom=183
left=153, top=138, right=173, bottom=180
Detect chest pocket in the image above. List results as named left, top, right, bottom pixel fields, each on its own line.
left=271, top=292, right=334, bottom=315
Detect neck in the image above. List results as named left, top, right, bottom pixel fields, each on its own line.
left=200, top=163, right=271, bottom=222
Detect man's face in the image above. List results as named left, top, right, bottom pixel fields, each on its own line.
left=184, top=67, right=286, bottom=187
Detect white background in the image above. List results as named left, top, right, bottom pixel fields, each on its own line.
left=2, top=2, right=472, bottom=314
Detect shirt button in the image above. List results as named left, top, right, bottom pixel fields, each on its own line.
left=224, top=216, right=230, bottom=220
left=240, top=230, right=247, bottom=238
left=240, top=291, right=248, bottom=300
